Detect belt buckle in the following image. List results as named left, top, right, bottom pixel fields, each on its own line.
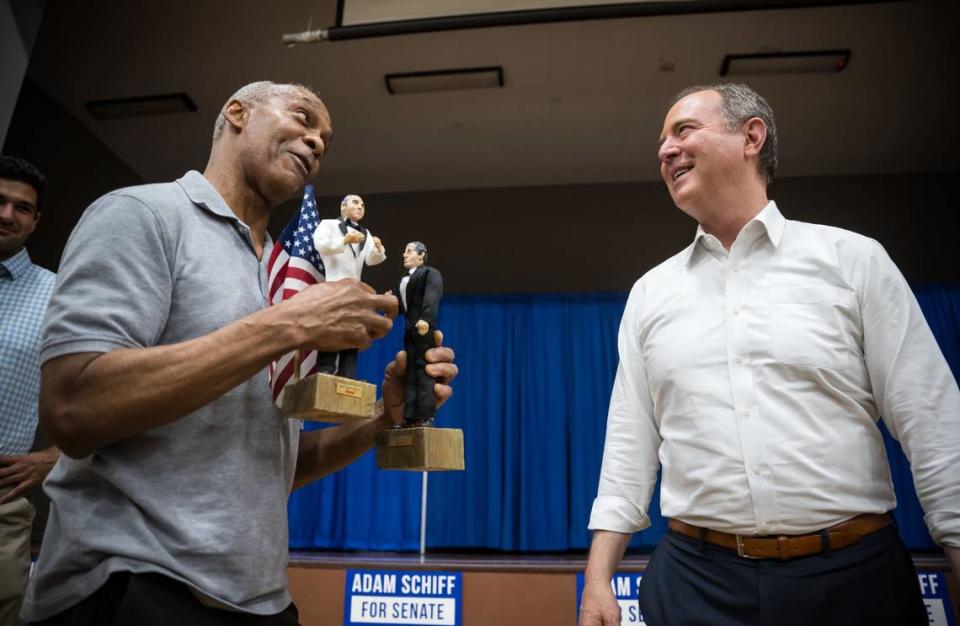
left=735, top=534, right=763, bottom=559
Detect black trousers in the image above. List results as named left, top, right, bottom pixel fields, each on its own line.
left=404, top=328, right=436, bottom=422
left=638, top=525, right=927, bottom=626
left=315, top=348, right=358, bottom=380
left=34, top=572, right=300, bottom=626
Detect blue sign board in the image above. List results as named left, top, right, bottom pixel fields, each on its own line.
left=576, top=572, right=646, bottom=625
left=344, top=569, right=462, bottom=626
left=918, top=571, right=956, bottom=626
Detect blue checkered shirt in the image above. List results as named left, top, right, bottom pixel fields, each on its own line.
left=1, top=248, right=56, bottom=455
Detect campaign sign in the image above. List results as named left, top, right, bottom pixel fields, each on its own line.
left=576, top=572, right=645, bottom=625
left=575, top=569, right=956, bottom=625
left=344, top=569, right=461, bottom=626
left=918, top=571, right=956, bottom=626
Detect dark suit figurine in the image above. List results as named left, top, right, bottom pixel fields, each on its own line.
left=398, top=241, right=443, bottom=425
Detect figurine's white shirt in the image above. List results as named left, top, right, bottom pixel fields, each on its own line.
left=400, top=267, right=415, bottom=310
left=344, top=221, right=362, bottom=257
left=589, top=201, right=960, bottom=546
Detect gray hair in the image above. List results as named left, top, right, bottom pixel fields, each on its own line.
left=408, top=241, right=428, bottom=261
left=671, top=83, right=778, bottom=184
left=212, top=81, right=320, bottom=141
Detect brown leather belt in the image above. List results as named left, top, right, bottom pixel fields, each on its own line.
left=668, top=513, right=893, bottom=560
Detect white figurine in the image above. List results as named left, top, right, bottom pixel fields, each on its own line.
left=312, top=194, right=387, bottom=377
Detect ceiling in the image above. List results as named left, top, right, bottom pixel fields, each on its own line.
left=24, top=0, right=960, bottom=196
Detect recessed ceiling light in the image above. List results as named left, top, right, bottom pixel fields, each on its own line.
left=385, top=67, right=504, bottom=95
left=86, top=93, right=197, bottom=120
left=720, top=50, right=851, bottom=76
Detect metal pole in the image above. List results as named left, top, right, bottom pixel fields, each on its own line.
left=419, top=470, right=428, bottom=561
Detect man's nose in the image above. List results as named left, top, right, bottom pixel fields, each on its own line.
left=658, top=138, right=679, bottom=164
left=0, top=201, right=14, bottom=220
left=303, top=133, right=325, bottom=159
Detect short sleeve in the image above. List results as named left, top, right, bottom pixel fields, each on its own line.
left=40, top=192, right=174, bottom=363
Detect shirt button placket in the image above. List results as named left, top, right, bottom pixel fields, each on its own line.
left=727, top=253, right=775, bottom=530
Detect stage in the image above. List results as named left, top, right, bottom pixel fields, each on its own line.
left=288, top=551, right=958, bottom=625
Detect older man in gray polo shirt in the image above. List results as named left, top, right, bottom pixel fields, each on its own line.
left=22, top=81, right=457, bottom=626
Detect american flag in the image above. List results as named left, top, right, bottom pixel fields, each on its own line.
left=267, top=185, right=325, bottom=405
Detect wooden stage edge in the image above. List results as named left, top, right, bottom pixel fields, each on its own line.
left=290, top=550, right=615, bottom=573
left=289, top=550, right=952, bottom=573
left=287, top=552, right=956, bottom=626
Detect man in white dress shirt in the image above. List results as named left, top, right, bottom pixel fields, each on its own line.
left=312, top=194, right=386, bottom=378
left=579, top=84, right=960, bottom=626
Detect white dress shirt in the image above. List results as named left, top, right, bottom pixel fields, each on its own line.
left=400, top=268, right=415, bottom=311
left=589, top=201, right=960, bottom=546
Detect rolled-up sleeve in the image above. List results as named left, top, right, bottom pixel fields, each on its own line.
left=859, top=239, right=960, bottom=547
left=588, top=280, right=662, bottom=534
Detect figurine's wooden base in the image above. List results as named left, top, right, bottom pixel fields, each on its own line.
left=376, top=427, right=465, bottom=471
left=279, top=373, right=376, bottom=422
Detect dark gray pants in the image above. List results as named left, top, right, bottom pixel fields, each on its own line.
left=35, top=573, right=300, bottom=626
left=404, top=328, right=436, bottom=422
left=315, top=348, right=358, bottom=380
left=638, top=525, right=927, bottom=626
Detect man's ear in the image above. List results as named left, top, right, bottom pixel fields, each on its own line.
left=743, top=117, right=767, bottom=159
left=222, top=99, right=248, bottom=134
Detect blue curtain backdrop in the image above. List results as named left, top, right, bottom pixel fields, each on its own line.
left=288, top=284, right=959, bottom=552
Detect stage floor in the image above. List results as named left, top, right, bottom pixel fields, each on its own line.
left=292, top=550, right=635, bottom=572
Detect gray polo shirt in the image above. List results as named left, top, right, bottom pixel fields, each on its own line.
left=22, top=171, right=300, bottom=620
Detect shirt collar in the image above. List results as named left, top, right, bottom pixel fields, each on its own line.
left=176, top=170, right=274, bottom=252
left=176, top=170, right=238, bottom=222
left=752, top=200, right=785, bottom=249
left=0, top=248, right=32, bottom=280
left=683, top=200, right=784, bottom=267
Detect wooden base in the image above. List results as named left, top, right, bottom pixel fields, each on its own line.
left=376, top=427, right=465, bottom=471
left=279, top=373, right=376, bottom=422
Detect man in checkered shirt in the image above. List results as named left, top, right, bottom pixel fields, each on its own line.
left=0, top=155, right=60, bottom=626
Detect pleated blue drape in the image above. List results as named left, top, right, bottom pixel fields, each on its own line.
left=288, top=284, right=959, bottom=552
